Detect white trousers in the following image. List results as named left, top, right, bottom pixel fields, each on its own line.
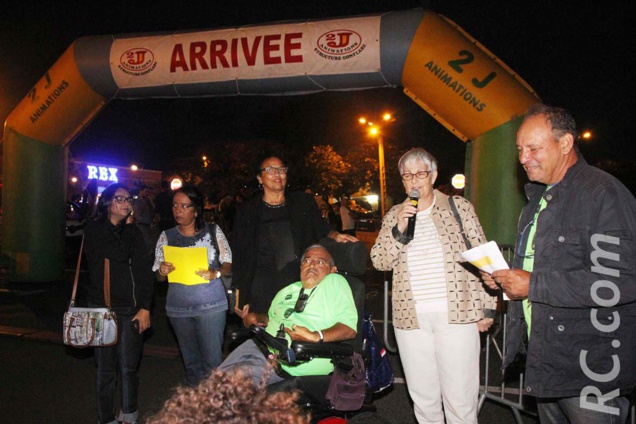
left=394, top=310, right=480, bottom=424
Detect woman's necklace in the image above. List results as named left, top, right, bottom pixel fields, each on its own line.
left=263, top=198, right=286, bottom=208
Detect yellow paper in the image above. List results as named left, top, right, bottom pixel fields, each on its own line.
left=163, top=246, right=209, bottom=285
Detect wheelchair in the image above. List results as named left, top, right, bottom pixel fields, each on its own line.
left=229, top=237, right=388, bottom=423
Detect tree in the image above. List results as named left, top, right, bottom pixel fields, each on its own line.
left=304, top=145, right=351, bottom=197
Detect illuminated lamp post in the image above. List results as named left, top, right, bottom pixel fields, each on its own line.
left=170, top=178, right=183, bottom=191
left=131, top=163, right=144, bottom=185
left=580, top=131, right=592, bottom=141
left=358, top=113, right=394, bottom=217
left=452, top=174, right=466, bottom=190
left=358, top=112, right=398, bottom=354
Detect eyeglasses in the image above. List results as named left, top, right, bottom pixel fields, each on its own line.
left=261, top=166, right=288, bottom=175
left=172, top=203, right=194, bottom=210
left=113, top=196, right=134, bottom=204
left=283, top=287, right=315, bottom=318
left=401, top=171, right=432, bottom=181
left=516, top=218, right=536, bottom=258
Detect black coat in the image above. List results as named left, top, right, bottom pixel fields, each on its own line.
left=231, top=191, right=333, bottom=308
left=83, top=220, right=154, bottom=310
left=504, top=155, right=636, bottom=397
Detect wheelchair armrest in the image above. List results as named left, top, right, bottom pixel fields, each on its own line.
left=291, top=341, right=354, bottom=361
left=250, top=325, right=297, bottom=364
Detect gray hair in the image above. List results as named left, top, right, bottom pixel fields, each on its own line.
left=301, top=244, right=335, bottom=267
left=398, top=148, right=438, bottom=176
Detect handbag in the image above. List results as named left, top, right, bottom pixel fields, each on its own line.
left=325, top=351, right=366, bottom=411
left=63, top=236, right=118, bottom=348
left=363, top=313, right=394, bottom=393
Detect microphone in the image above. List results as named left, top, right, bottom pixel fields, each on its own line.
left=406, top=189, right=420, bottom=238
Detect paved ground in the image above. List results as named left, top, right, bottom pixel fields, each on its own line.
left=0, top=265, right=541, bottom=423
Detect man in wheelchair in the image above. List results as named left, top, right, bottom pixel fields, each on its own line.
left=218, top=244, right=358, bottom=388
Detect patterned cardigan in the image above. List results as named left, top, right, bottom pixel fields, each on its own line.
left=371, top=190, right=497, bottom=330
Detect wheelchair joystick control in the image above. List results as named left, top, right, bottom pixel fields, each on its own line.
left=276, top=324, right=286, bottom=339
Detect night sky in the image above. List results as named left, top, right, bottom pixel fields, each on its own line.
left=1, top=0, right=633, bottom=187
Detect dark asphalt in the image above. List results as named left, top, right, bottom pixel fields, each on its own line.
left=0, top=266, right=540, bottom=423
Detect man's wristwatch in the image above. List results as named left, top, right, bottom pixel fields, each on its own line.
left=214, top=270, right=221, bottom=279
left=317, top=329, right=324, bottom=343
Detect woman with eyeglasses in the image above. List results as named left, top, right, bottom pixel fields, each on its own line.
left=83, top=182, right=154, bottom=424
left=153, top=185, right=232, bottom=387
left=371, top=148, right=497, bottom=424
left=232, top=154, right=357, bottom=327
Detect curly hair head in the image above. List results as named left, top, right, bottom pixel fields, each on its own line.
left=147, top=367, right=310, bottom=424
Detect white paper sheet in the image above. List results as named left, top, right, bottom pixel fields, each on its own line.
left=461, top=240, right=510, bottom=300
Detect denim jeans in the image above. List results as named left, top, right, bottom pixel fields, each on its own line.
left=217, top=339, right=285, bottom=387
left=169, top=309, right=226, bottom=386
left=537, top=394, right=631, bottom=424
left=94, top=308, right=143, bottom=424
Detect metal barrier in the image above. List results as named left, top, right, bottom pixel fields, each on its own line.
left=477, top=245, right=538, bottom=421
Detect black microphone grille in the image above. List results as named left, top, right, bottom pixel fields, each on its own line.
left=409, top=189, right=420, bottom=198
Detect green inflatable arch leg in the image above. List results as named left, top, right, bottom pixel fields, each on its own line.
left=2, top=129, right=67, bottom=282
left=468, top=116, right=525, bottom=247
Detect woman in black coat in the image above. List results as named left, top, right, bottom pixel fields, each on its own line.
left=232, top=154, right=357, bottom=325
left=83, top=182, right=154, bottom=424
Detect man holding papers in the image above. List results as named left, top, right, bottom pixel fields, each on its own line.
left=483, top=104, right=636, bottom=422
left=153, top=185, right=232, bottom=387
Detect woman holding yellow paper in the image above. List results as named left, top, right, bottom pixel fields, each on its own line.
left=153, top=185, right=232, bottom=387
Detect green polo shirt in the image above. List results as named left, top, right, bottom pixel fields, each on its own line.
left=521, top=186, right=552, bottom=337
left=266, top=273, right=358, bottom=376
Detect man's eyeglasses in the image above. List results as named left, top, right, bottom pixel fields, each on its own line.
left=284, top=287, right=314, bottom=318
left=261, top=166, right=288, bottom=175
left=172, top=203, right=194, bottom=210
left=516, top=218, right=536, bottom=258
left=401, top=171, right=432, bottom=181
left=114, top=196, right=134, bottom=204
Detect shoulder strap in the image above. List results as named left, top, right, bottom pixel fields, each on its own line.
left=69, top=236, right=111, bottom=309
left=70, top=235, right=85, bottom=305
left=208, top=223, right=223, bottom=272
left=449, top=196, right=472, bottom=250
left=210, top=223, right=219, bottom=253
left=103, top=258, right=111, bottom=309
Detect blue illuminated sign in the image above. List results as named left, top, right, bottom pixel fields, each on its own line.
left=87, top=165, right=118, bottom=183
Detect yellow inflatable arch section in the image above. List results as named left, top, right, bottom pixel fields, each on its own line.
left=2, top=9, right=538, bottom=281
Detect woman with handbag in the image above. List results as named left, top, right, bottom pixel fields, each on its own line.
left=153, top=185, right=232, bottom=387
left=83, top=182, right=154, bottom=424
left=370, top=148, right=497, bottom=424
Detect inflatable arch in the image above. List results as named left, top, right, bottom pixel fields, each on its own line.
left=2, top=9, right=538, bottom=281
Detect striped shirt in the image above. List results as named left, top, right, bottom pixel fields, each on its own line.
left=407, top=199, right=448, bottom=313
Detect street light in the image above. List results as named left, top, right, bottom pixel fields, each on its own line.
left=131, top=163, right=144, bottom=185
left=358, top=113, right=394, bottom=217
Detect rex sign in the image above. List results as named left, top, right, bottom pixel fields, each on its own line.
left=110, top=17, right=380, bottom=88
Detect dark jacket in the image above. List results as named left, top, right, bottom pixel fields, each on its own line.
left=84, top=220, right=154, bottom=311
left=504, top=155, right=636, bottom=398
left=231, top=191, right=333, bottom=308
